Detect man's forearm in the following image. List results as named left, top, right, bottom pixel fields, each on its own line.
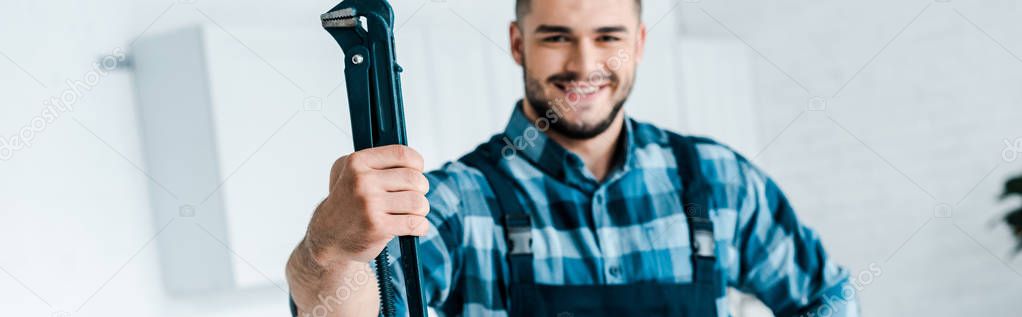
left=286, top=239, right=380, bottom=317
left=795, top=282, right=860, bottom=317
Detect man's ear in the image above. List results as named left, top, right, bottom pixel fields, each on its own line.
left=510, top=21, right=524, bottom=66
left=634, top=22, right=648, bottom=64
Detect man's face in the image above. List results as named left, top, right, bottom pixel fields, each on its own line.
left=511, top=0, right=646, bottom=139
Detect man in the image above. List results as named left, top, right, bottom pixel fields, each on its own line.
left=286, top=0, right=858, bottom=316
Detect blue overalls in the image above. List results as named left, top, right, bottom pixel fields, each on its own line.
left=459, top=132, right=723, bottom=317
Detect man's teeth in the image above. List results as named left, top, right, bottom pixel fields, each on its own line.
left=566, top=85, right=599, bottom=95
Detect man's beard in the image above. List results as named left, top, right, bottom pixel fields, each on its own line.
left=523, top=68, right=633, bottom=140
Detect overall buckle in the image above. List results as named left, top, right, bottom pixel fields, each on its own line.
left=693, top=229, right=716, bottom=258
left=508, top=226, right=533, bottom=255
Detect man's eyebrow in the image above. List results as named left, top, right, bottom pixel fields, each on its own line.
left=534, top=24, right=630, bottom=34
left=535, top=24, right=572, bottom=33
left=595, top=25, right=628, bottom=33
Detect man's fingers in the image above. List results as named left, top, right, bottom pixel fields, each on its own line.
left=379, top=191, right=430, bottom=216
left=348, top=145, right=424, bottom=171
left=373, top=168, right=430, bottom=193
left=382, top=214, right=430, bottom=237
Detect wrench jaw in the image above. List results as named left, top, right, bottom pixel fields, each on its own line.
left=320, top=0, right=396, bottom=53
left=321, top=5, right=363, bottom=52
left=320, top=7, right=357, bottom=26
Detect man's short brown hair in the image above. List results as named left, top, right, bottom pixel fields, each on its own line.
left=515, top=0, right=643, bottom=21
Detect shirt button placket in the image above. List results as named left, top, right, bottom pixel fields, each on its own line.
left=592, top=190, right=606, bottom=222
left=593, top=189, right=622, bottom=283
left=604, top=257, right=624, bottom=284
left=608, top=265, right=621, bottom=278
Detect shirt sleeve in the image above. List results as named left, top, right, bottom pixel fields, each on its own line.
left=385, top=162, right=468, bottom=317
left=730, top=157, right=859, bottom=317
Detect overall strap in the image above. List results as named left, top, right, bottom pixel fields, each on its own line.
left=459, top=136, right=536, bottom=285
left=666, top=133, right=718, bottom=286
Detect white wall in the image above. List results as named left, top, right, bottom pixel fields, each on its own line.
left=2, top=0, right=1021, bottom=317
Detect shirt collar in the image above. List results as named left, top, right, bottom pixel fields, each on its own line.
left=501, top=101, right=637, bottom=190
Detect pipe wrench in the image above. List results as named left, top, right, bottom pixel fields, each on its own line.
left=321, top=1, right=426, bottom=316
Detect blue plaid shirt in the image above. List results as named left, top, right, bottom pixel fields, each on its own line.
left=384, top=104, right=857, bottom=317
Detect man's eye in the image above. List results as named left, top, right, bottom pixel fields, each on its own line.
left=597, top=35, right=621, bottom=42
left=543, top=35, right=571, bottom=43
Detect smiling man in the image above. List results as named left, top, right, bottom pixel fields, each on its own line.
left=286, top=0, right=858, bottom=316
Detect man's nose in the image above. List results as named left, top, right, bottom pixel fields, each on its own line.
left=565, top=40, right=602, bottom=80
